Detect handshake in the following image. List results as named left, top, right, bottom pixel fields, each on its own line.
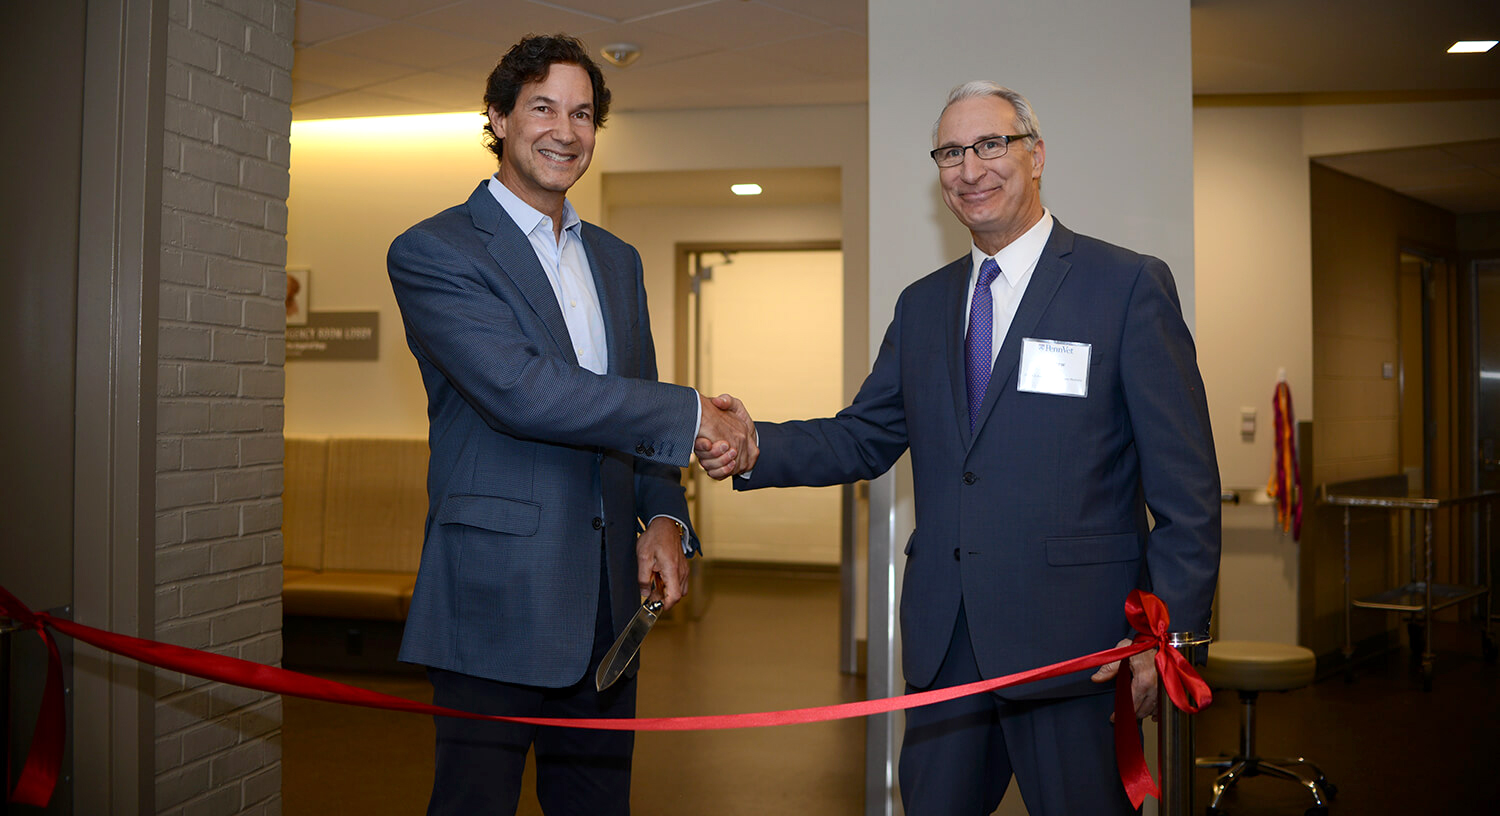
left=694, top=393, right=757, bottom=480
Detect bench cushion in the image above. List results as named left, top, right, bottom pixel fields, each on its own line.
left=322, top=437, right=428, bottom=573
left=283, top=436, right=329, bottom=571
left=283, top=570, right=417, bottom=621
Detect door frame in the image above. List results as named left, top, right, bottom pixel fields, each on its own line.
left=673, top=240, right=843, bottom=389
left=671, top=241, right=860, bottom=672
left=72, top=0, right=167, bottom=811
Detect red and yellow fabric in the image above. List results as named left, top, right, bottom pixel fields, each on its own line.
left=1266, top=380, right=1302, bottom=539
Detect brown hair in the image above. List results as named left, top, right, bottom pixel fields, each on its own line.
left=482, top=34, right=611, bottom=163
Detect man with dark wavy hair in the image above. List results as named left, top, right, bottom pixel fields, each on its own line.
left=387, top=33, right=755, bottom=815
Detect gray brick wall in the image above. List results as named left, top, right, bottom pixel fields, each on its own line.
left=157, top=0, right=294, bottom=814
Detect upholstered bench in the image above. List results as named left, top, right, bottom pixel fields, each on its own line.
left=281, top=436, right=427, bottom=621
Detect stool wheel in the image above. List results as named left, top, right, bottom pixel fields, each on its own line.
left=1318, top=777, right=1339, bottom=798
left=1305, top=807, right=1329, bottom=816
left=1205, top=808, right=1226, bottom=816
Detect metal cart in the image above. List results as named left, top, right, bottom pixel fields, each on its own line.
left=1319, top=478, right=1498, bottom=690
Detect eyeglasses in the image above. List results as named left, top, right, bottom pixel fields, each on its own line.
left=929, top=135, right=1031, bottom=167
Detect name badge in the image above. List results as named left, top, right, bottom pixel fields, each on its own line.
left=1017, top=338, right=1091, bottom=397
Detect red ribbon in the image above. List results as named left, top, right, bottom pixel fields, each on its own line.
left=1, top=585, right=1208, bottom=809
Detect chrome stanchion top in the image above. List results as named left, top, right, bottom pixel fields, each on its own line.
left=1159, top=632, right=1211, bottom=816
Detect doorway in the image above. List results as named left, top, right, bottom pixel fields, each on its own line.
left=1398, top=250, right=1460, bottom=495
left=1398, top=249, right=1464, bottom=593
left=682, top=244, right=845, bottom=564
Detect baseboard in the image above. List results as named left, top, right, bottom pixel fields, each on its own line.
left=1314, top=629, right=1399, bottom=680
left=707, top=559, right=840, bottom=580
left=283, top=615, right=423, bottom=675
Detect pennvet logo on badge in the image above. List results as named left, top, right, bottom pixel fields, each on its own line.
left=1017, top=338, right=1091, bottom=397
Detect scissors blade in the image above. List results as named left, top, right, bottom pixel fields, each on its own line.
left=594, top=598, right=662, bottom=692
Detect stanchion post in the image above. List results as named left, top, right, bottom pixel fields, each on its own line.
left=1158, top=631, right=1210, bottom=816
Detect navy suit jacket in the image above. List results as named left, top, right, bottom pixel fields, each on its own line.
left=388, top=181, right=699, bottom=688
left=739, top=221, right=1220, bottom=698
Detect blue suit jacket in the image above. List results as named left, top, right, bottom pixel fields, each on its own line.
left=388, top=182, right=699, bottom=688
left=739, top=221, right=1220, bottom=698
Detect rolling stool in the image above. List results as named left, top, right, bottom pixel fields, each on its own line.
left=1195, top=640, right=1337, bottom=816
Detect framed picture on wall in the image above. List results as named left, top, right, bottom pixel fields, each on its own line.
left=286, top=267, right=310, bottom=326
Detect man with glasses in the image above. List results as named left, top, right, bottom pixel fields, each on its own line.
left=700, top=82, right=1220, bottom=814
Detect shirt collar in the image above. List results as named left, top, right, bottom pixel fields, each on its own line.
left=970, top=208, right=1053, bottom=287
left=487, top=175, right=581, bottom=237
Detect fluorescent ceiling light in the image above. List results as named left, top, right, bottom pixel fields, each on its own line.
left=731, top=183, right=762, bottom=196
left=1447, top=40, right=1497, bottom=53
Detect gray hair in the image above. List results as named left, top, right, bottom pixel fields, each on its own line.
left=931, top=81, right=1042, bottom=150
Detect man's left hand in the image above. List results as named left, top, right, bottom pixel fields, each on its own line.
left=1090, top=638, right=1159, bottom=721
left=636, top=517, right=691, bottom=613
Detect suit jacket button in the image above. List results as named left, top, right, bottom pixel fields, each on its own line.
left=635, top=443, right=648, bottom=454
left=592, top=517, right=604, bottom=530
left=953, top=548, right=961, bottom=561
left=962, top=472, right=977, bottom=485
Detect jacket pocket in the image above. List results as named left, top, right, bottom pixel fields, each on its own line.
left=436, top=494, right=541, bottom=536
left=1044, top=532, right=1139, bottom=566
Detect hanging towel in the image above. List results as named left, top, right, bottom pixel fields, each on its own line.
left=1266, top=379, right=1302, bottom=539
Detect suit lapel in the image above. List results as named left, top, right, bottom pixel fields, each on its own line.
left=940, top=256, right=976, bottom=446
left=967, top=222, right=1076, bottom=445
left=467, top=183, right=577, bottom=366
left=580, top=225, right=627, bottom=376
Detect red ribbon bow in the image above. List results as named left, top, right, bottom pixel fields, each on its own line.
left=1, top=585, right=1207, bottom=808
left=1114, top=589, right=1214, bottom=806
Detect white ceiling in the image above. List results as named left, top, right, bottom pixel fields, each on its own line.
left=1315, top=139, right=1500, bottom=216
left=291, top=0, right=866, bottom=118
left=290, top=0, right=1500, bottom=213
left=1191, top=0, right=1499, bottom=96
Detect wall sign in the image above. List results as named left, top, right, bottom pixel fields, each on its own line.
left=287, top=311, right=379, bottom=360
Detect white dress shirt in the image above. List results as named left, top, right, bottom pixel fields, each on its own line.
left=963, top=209, right=1055, bottom=363
left=488, top=177, right=608, bottom=374
left=488, top=176, right=695, bottom=553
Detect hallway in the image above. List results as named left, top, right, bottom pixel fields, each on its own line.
left=282, top=566, right=1500, bottom=814
left=281, top=567, right=866, bottom=815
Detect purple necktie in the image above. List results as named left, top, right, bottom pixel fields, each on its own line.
left=965, top=258, right=1002, bottom=430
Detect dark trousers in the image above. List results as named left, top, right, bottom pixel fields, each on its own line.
left=899, top=604, right=1137, bottom=816
left=426, top=562, right=635, bottom=816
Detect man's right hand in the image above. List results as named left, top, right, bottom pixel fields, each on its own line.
left=695, top=393, right=757, bottom=480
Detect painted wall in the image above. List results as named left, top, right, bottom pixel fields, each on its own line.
left=1196, top=99, right=1500, bottom=491
left=1458, top=211, right=1500, bottom=252
left=285, top=105, right=867, bottom=437
left=284, top=113, right=493, bottom=437
left=1194, top=98, right=1500, bottom=660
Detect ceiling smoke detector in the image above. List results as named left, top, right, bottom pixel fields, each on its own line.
left=600, top=43, right=642, bottom=68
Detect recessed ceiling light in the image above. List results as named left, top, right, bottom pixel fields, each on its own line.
left=731, top=183, right=762, bottom=196
left=1447, top=40, right=1497, bottom=54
